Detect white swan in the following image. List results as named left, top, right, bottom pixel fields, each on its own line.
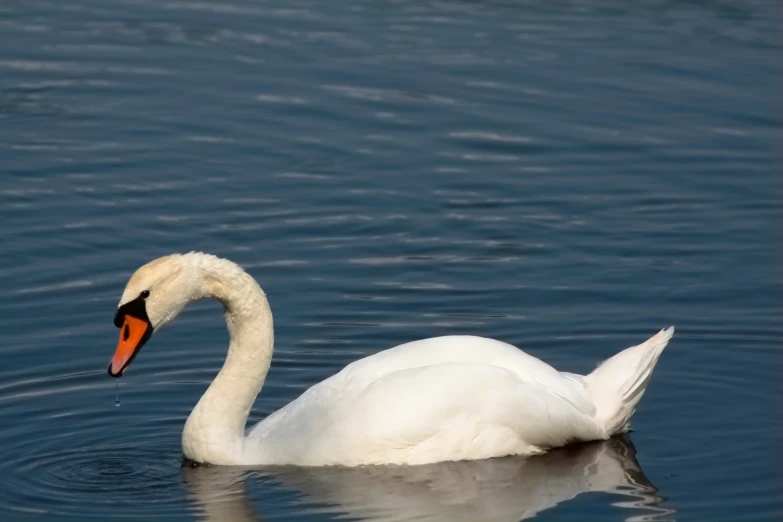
left=108, top=252, right=673, bottom=466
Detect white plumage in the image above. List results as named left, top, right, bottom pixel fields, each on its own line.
left=112, top=252, right=673, bottom=466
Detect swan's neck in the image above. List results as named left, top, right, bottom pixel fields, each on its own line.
left=181, top=254, right=274, bottom=464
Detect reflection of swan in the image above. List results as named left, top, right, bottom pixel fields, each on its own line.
left=182, top=436, right=674, bottom=522
left=110, top=253, right=674, bottom=466
left=182, top=462, right=262, bottom=522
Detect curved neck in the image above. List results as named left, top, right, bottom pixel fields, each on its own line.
left=181, top=254, right=274, bottom=464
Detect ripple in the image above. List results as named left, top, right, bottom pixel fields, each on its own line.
left=0, top=369, right=189, bottom=518
left=256, top=94, right=307, bottom=105
left=274, top=172, right=331, bottom=180
left=324, top=85, right=456, bottom=105
left=0, top=60, right=88, bottom=73
left=0, top=444, right=184, bottom=517
left=16, top=279, right=94, bottom=295
left=449, top=130, right=532, bottom=144
left=18, top=445, right=175, bottom=492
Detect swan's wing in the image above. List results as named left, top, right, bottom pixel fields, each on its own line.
left=334, top=335, right=595, bottom=415
left=341, top=363, right=604, bottom=454
left=252, top=362, right=603, bottom=466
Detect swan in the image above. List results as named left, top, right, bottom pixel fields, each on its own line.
left=108, top=252, right=674, bottom=466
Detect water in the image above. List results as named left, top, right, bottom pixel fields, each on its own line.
left=0, top=0, right=779, bottom=520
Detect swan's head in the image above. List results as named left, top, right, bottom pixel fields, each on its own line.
left=109, top=254, right=200, bottom=377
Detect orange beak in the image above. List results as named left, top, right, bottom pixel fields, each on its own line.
left=109, top=315, right=152, bottom=377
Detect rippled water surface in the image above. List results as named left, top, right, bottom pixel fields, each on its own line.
left=1, top=0, right=780, bottom=520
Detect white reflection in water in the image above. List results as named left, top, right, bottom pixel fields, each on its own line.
left=183, top=436, right=674, bottom=522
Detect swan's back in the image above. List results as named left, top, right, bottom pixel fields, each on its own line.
left=331, top=335, right=592, bottom=410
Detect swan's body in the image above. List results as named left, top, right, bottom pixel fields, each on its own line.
left=109, top=253, right=673, bottom=466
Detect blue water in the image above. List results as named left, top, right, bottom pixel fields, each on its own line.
left=1, top=0, right=780, bottom=520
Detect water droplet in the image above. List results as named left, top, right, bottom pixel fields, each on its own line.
left=115, top=381, right=121, bottom=407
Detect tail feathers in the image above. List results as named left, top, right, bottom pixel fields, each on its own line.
left=584, top=327, right=674, bottom=435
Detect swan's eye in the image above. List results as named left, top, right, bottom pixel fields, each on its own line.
left=140, top=290, right=150, bottom=299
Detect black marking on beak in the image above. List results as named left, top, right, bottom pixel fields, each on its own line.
left=114, top=294, right=151, bottom=327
